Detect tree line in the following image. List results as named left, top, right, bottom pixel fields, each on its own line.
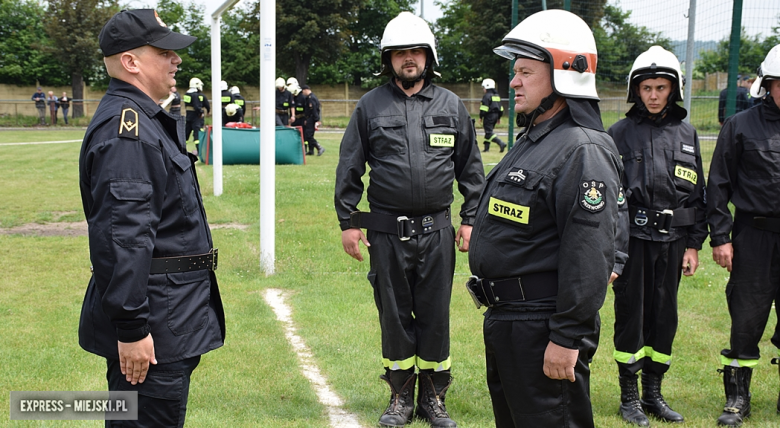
left=2, top=0, right=778, bottom=109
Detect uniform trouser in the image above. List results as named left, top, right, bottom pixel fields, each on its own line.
left=276, top=113, right=288, bottom=127
left=484, top=308, right=599, bottom=428
left=185, top=111, right=203, bottom=143
left=483, top=113, right=502, bottom=146
left=303, top=123, right=320, bottom=152
left=613, top=237, right=686, bottom=376
left=721, top=221, right=780, bottom=367
left=36, top=106, right=45, bottom=124
left=366, top=227, right=455, bottom=371
left=105, top=356, right=200, bottom=428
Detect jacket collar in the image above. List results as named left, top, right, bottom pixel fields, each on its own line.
left=106, top=78, right=165, bottom=119
left=387, top=78, right=434, bottom=99
left=526, top=107, right=571, bottom=144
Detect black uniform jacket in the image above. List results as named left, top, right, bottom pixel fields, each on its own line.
left=479, top=88, right=503, bottom=119
left=183, top=89, right=209, bottom=114
left=469, top=108, right=622, bottom=349
left=708, top=97, right=780, bottom=246
left=275, top=89, right=293, bottom=111
left=608, top=111, right=707, bottom=251
left=304, top=93, right=321, bottom=122
left=335, top=79, right=485, bottom=229
left=78, top=79, right=225, bottom=363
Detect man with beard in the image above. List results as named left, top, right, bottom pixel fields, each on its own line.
left=334, top=11, right=484, bottom=428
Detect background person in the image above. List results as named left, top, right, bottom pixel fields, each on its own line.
left=275, top=77, right=293, bottom=126
left=479, top=78, right=506, bottom=152
left=467, top=10, right=622, bottom=428
left=79, top=9, right=225, bottom=427
left=32, top=87, right=46, bottom=125
left=229, top=86, right=245, bottom=122
left=718, top=74, right=750, bottom=125
left=184, top=77, right=209, bottom=154
left=608, top=45, right=707, bottom=426
left=300, top=85, right=324, bottom=156
left=219, top=80, right=234, bottom=125
left=707, top=44, right=780, bottom=428
left=335, top=11, right=484, bottom=428
left=47, top=91, right=59, bottom=125
left=60, top=92, right=70, bottom=125
left=287, top=77, right=305, bottom=127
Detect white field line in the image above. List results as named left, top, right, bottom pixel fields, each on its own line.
left=263, top=288, right=364, bottom=428
left=0, top=140, right=81, bottom=146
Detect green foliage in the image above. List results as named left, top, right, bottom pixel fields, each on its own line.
left=0, top=0, right=70, bottom=86
left=157, top=0, right=213, bottom=88
left=695, top=27, right=780, bottom=76
left=593, top=4, right=672, bottom=83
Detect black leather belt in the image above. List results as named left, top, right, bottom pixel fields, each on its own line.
left=630, top=206, right=696, bottom=233
left=349, top=209, right=451, bottom=241
left=737, top=211, right=780, bottom=233
left=466, top=271, right=558, bottom=308
left=149, top=249, right=218, bottom=274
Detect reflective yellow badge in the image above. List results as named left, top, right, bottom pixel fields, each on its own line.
left=674, top=165, right=697, bottom=184
left=489, top=197, right=530, bottom=224
left=119, top=108, right=139, bottom=138
left=430, top=134, right=455, bottom=147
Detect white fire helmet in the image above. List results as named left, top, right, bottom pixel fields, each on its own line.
left=751, top=44, right=780, bottom=98
left=220, top=80, right=228, bottom=91
left=627, top=45, right=684, bottom=102
left=225, top=103, right=239, bottom=117
left=482, top=78, right=496, bottom=90
left=229, top=86, right=240, bottom=95
left=377, top=11, right=439, bottom=77
left=286, top=77, right=299, bottom=87
left=493, top=9, right=598, bottom=100
left=275, top=77, right=286, bottom=88
left=189, top=77, right=203, bottom=91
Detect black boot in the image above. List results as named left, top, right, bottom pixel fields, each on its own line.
left=416, top=371, right=457, bottom=427
left=619, top=374, right=650, bottom=426
left=482, top=142, right=490, bottom=152
left=773, top=358, right=780, bottom=413
left=316, top=143, right=325, bottom=156
left=379, top=369, right=416, bottom=428
left=717, top=366, right=752, bottom=427
left=496, top=138, right=507, bottom=153
left=642, top=372, right=684, bottom=422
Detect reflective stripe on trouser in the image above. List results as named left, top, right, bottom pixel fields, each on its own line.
left=483, top=112, right=500, bottom=145
left=613, top=237, right=685, bottom=376
left=721, top=221, right=780, bottom=365
left=484, top=309, right=599, bottom=428
left=383, top=356, right=452, bottom=372
left=367, top=227, right=455, bottom=372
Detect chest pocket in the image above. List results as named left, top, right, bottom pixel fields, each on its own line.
left=423, top=115, right=457, bottom=154
left=488, top=168, right=543, bottom=232
left=671, top=150, right=697, bottom=192
left=741, top=137, right=780, bottom=179
left=620, top=150, right=644, bottom=186
left=368, top=116, right=406, bottom=159
left=170, top=152, right=199, bottom=216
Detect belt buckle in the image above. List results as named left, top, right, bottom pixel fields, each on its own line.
left=397, top=216, right=411, bottom=241
left=210, top=248, right=219, bottom=271
left=658, top=209, right=674, bottom=234
left=465, top=276, right=483, bottom=309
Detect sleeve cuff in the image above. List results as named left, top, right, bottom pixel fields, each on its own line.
left=548, top=331, right=580, bottom=350
left=710, top=234, right=731, bottom=247
left=612, top=263, right=624, bottom=276
left=116, top=324, right=151, bottom=343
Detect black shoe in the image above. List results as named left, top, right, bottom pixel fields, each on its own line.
left=717, top=366, right=752, bottom=427
left=641, top=373, right=684, bottom=422
left=379, top=370, right=416, bottom=428
left=498, top=141, right=507, bottom=153
left=416, top=371, right=457, bottom=427
left=317, top=146, right=325, bottom=156
left=619, top=374, right=650, bottom=426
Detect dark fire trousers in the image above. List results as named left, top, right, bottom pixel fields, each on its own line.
left=483, top=112, right=502, bottom=147
left=106, top=356, right=200, bottom=428
left=721, top=220, right=780, bottom=366
left=484, top=308, right=599, bottom=428
left=366, top=227, right=455, bottom=371
left=613, top=237, right=686, bottom=376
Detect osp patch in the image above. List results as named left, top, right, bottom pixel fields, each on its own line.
left=580, top=180, right=606, bottom=213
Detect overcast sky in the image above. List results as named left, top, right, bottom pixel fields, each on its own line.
left=129, top=0, right=779, bottom=43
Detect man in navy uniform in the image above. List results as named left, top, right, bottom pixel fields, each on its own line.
left=78, top=9, right=225, bottom=427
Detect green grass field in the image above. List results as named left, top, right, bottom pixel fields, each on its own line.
left=1, top=127, right=778, bottom=428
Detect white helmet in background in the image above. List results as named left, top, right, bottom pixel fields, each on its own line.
left=751, top=44, right=780, bottom=98
left=482, top=78, right=496, bottom=90
left=494, top=9, right=598, bottom=100
left=220, top=80, right=228, bottom=91
left=286, top=77, right=299, bottom=87
left=229, top=86, right=240, bottom=95
left=225, top=103, right=239, bottom=117
left=627, top=45, right=684, bottom=102
left=377, top=11, right=439, bottom=77
left=189, top=77, right=203, bottom=91
left=275, top=77, right=286, bottom=88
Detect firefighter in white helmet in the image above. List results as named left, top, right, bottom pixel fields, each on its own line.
left=275, top=77, right=293, bottom=126
left=219, top=80, right=234, bottom=125
left=335, top=11, right=485, bottom=428
left=608, top=45, right=706, bottom=426
left=287, top=77, right=306, bottom=128
left=467, top=10, right=623, bottom=427
left=229, top=86, right=246, bottom=123
left=708, top=44, right=780, bottom=427
left=184, top=77, right=210, bottom=153
left=479, top=78, right=506, bottom=152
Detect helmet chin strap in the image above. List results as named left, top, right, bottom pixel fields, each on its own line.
left=517, top=92, right=559, bottom=134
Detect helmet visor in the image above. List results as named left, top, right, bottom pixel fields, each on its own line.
left=493, top=40, right=547, bottom=62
